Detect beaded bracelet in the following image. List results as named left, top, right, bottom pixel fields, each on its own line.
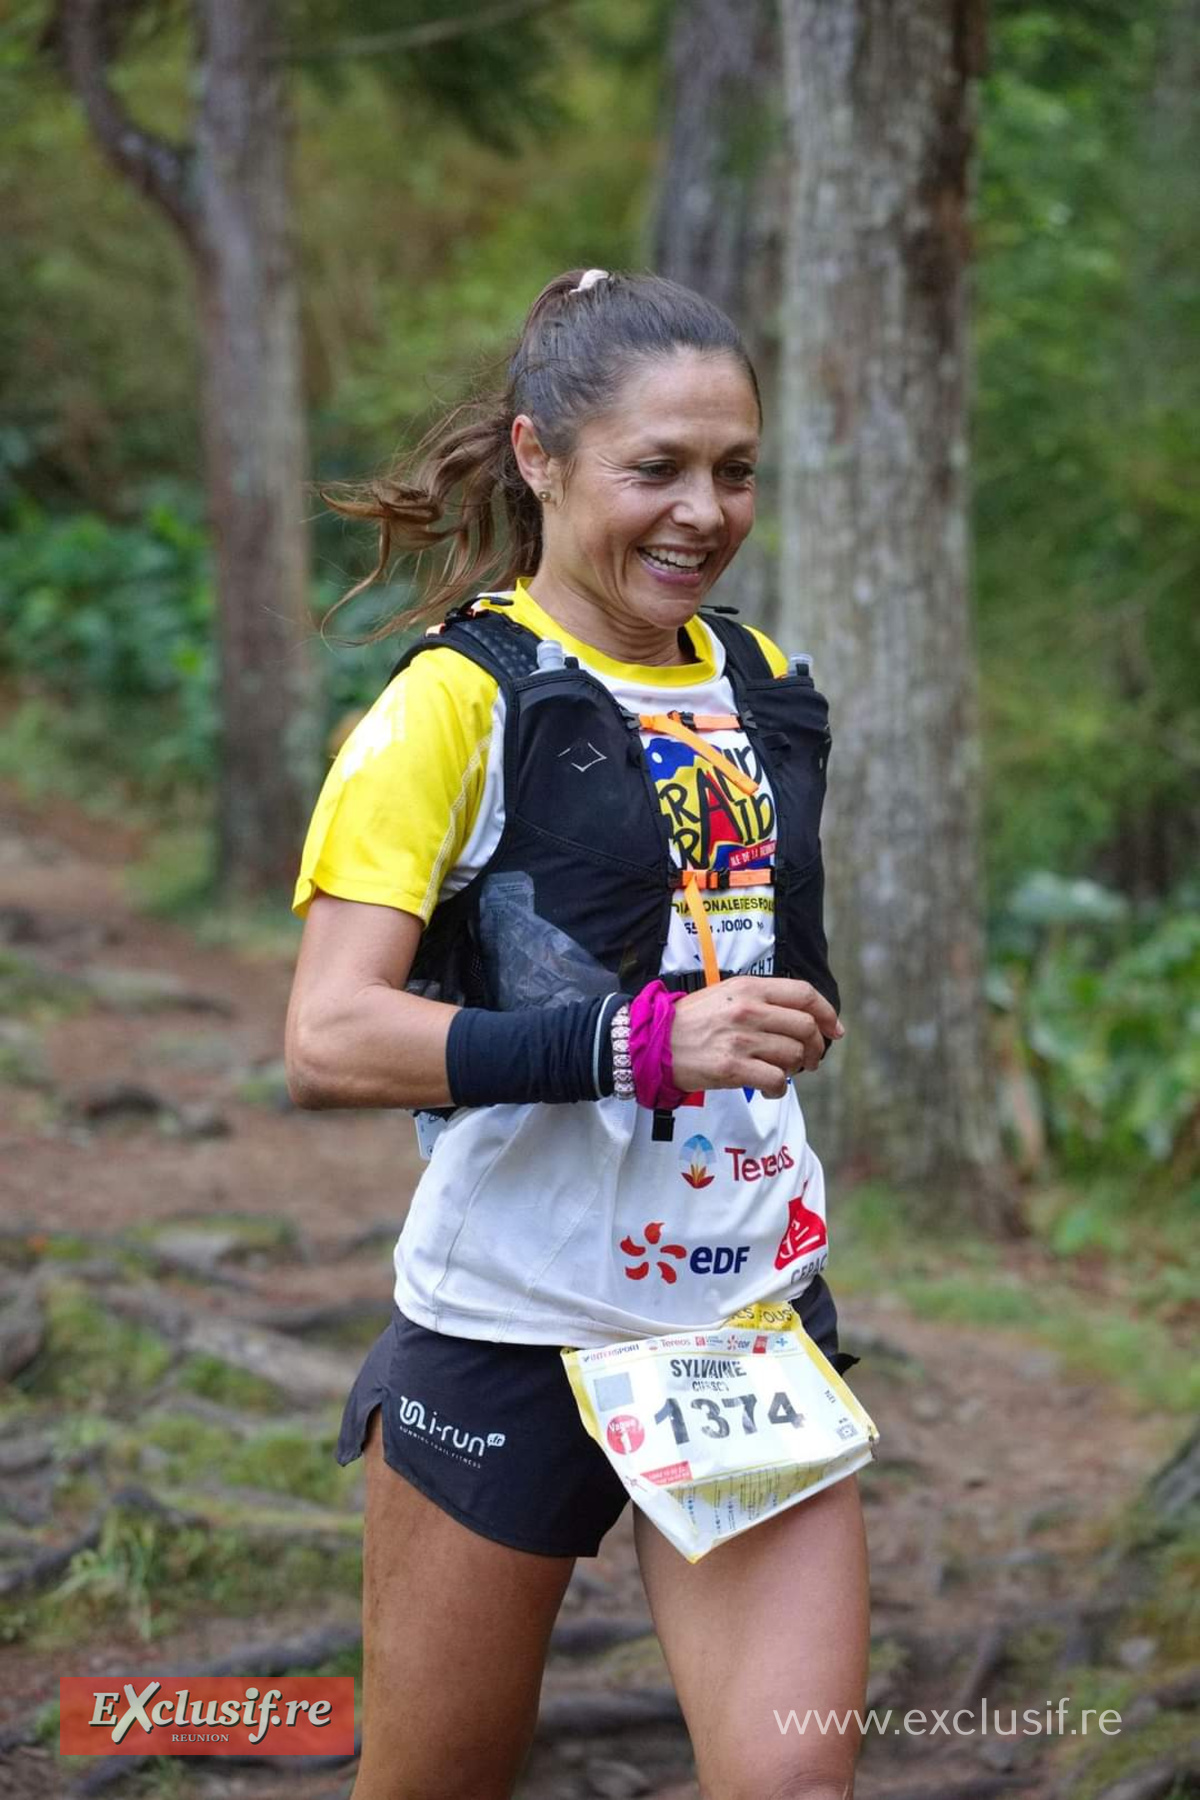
left=610, top=1002, right=634, bottom=1100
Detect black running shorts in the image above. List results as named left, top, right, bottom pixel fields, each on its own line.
left=336, top=1277, right=854, bottom=1558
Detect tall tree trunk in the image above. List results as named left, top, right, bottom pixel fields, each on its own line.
left=59, top=0, right=316, bottom=897
left=1105, top=0, right=1200, bottom=902
left=194, top=0, right=316, bottom=896
left=777, top=0, right=1014, bottom=1226
left=651, top=0, right=787, bottom=636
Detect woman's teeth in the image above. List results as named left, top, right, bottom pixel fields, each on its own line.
left=638, top=548, right=710, bottom=572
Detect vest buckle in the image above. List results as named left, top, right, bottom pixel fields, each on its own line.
left=651, top=1108, right=677, bottom=1143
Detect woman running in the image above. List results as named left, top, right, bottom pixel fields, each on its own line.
left=286, top=268, right=869, bottom=1800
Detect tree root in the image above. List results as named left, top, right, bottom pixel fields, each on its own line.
left=0, top=1485, right=200, bottom=1600
left=99, top=1284, right=357, bottom=1402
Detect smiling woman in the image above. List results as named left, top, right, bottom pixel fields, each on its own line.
left=510, top=353, right=760, bottom=663
left=287, top=269, right=868, bottom=1800
left=318, top=268, right=763, bottom=640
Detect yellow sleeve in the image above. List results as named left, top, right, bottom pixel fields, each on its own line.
left=291, top=646, right=500, bottom=924
left=746, top=626, right=790, bottom=678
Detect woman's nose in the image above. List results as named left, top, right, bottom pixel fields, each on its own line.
left=671, top=476, right=724, bottom=535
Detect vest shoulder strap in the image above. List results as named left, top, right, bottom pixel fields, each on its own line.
left=698, top=610, right=775, bottom=684
left=388, top=608, right=541, bottom=691
left=389, top=604, right=774, bottom=691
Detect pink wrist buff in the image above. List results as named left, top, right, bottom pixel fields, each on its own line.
left=628, top=980, right=689, bottom=1110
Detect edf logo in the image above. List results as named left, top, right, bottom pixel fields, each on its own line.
left=620, top=1223, right=750, bottom=1282
left=689, top=1243, right=750, bottom=1276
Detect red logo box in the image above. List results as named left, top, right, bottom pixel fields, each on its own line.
left=60, top=1677, right=355, bottom=1757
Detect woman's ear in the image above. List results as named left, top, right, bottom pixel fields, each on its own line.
left=511, top=414, right=554, bottom=495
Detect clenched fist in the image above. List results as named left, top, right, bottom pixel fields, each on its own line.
left=669, top=977, right=844, bottom=1100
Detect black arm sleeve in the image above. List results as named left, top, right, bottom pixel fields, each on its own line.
left=445, top=993, right=629, bottom=1107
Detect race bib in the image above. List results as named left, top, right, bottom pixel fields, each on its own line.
left=562, top=1303, right=878, bottom=1562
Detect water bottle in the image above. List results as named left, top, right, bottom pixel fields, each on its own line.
left=536, top=638, right=566, bottom=671
left=788, top=652, right=813, bottom=678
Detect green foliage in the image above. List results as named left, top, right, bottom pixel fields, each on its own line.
left=140, top=1413, right=348, bottom=1506
left=292, top=0, right=573, bottom=153
left=0, top=947, right=88, bottom=1021
left=296, top=2, right=659, bottom=458
left=0, top=501, right=216, bottom=793
left=994, top=878, right=1200, bottom=1170
left=976, top=0, right=1200, bottom=898
left=22, top=1284, right=174, bottom=1406
left=173, top=1355, right=283, bottom=1412
left=33, top=1509, right=362, bottom=1646
left=835, top=1182, right=1196, bottom=1414
left=55, top=1503, right=174, bottom=1641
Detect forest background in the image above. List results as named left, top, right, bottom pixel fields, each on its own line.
left=0, top=2, right=1198, bottom=1796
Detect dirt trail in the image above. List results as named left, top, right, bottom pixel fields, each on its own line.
left=0, top=786, right=1185, bottom=1800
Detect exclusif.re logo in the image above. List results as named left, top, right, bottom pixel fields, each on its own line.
left=59, top=1677, right=355, bottom=1758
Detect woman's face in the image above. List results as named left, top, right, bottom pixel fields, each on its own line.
left=521, top=349, right=761, bottom=648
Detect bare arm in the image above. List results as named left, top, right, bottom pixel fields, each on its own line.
left=284, top=894, right=844, bottom=1112
left=284, top=893, right=457, bottom=1109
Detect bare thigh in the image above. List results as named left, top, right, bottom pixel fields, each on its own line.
left=351, top=1407, right=575, bottom=1800
left=635, top=1476, right=870, bottom=1800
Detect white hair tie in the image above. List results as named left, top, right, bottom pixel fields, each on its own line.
left=571, top=268, right=609, bottom=294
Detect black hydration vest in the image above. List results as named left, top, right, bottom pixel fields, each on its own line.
left=395, top=601, right=840, bottom=1029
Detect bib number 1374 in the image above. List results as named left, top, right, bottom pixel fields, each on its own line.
left=653, top=1391, right=804, bottom=1444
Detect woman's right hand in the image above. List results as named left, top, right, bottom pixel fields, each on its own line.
left=669, top=978, right=844, bottom=1099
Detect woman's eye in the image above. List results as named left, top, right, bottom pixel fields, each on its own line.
left=723, top=464, right=757, bottom=482
left=638, top=462, right=675, bottom=478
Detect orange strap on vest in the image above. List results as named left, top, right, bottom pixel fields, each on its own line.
left=670, top=868, right=773, bottom=892
left=679, top=871, right=722, bottom=987
left=638, top=713, right=759, bottom=798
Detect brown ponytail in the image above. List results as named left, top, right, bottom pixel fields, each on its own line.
left=321, top=268, right=759, bottom=640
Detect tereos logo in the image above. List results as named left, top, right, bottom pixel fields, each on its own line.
left=679, top=1135, right=715, bottom=1189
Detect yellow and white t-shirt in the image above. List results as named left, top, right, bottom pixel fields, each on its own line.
left=294, top=581, right=831, bottom=1346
